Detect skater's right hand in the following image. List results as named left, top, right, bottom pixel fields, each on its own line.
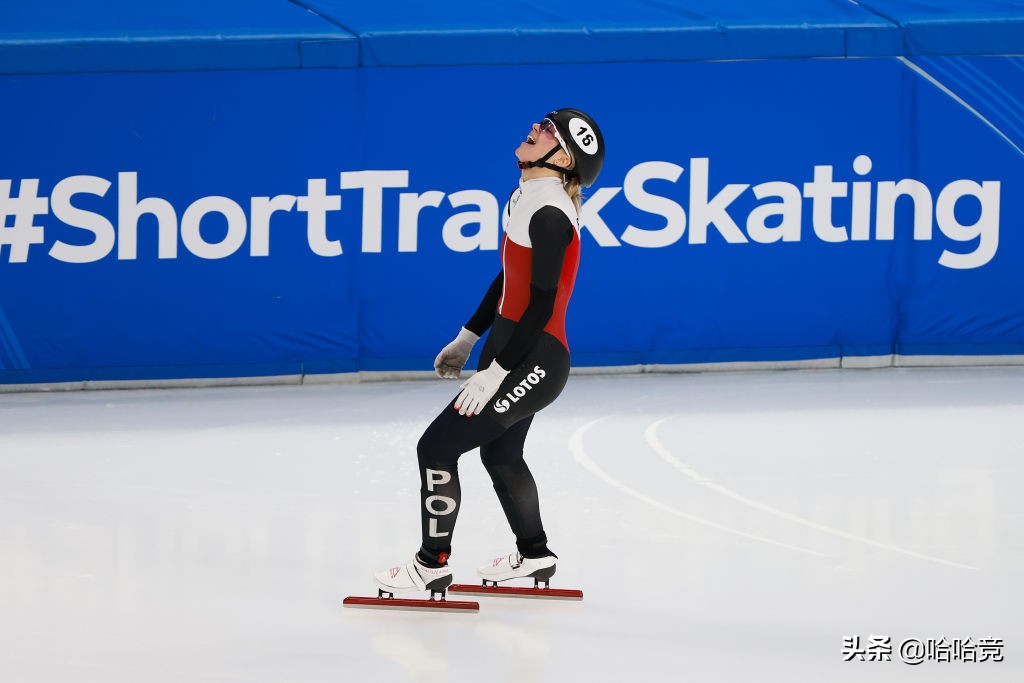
left=434, top=327, right=480, bottom=378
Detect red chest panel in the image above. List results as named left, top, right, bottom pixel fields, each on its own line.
left=497, top=230, right=580, bottom=349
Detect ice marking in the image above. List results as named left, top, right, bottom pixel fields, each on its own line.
left=646, top=416, right=979, bottom=571
left=569, top=417, right=831, bottom=558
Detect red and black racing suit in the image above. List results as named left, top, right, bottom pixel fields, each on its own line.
left=417, top=177, right=580, bottom=564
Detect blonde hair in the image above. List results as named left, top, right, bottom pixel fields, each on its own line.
left=564, top=175, right=582, bottom=214
left=561, top=151, right=582, bottom=213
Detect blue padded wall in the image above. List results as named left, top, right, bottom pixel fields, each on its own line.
left=2, top=2, right=1023, bottom=384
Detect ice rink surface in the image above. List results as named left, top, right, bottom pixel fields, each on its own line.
left=1, top=366, right=1021, bottom=682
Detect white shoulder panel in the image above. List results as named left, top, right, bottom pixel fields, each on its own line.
left=504, top=179, right=579, bottom=248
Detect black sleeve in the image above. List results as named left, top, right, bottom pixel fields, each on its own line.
left=464, top=270, right=504, bottom=336
left=495, top=206, right=574, bottom=370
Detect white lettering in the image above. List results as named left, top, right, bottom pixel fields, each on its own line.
left=442, top=190, right=499, bottom=252
left=936, top=180, right=1000, bottom=269
left=620, top=161, right=686, bottom=248
left=851, top=155, right=873, bottom=241
left=13, top=161, right=1004, bottom=270
left=425, top=468, right=451, bottom=492
left=746, top=181, right=802, bottom=244
left=876, top=179, right=932, bottom=241
left=803, top=165, right=848, bottom=243
left=117, top=172, right=177, bottom=259
left=250, top=194, right=297, bottom=257
left=425, top=495, right=455, bottom=516
left=339, top=170, right=408, bottom=253
left=688, top=157, right=749, bottom=245
left=398, top=191, right=445, bottom=252
left=49, top=175, right=114, bottom=263
left=298, top=179, right=342, bottom=256
left=425, top=468, right=455, bottom=537
left=180, top=196, right=247, bottom=259
left=579, top=187, right=623, bottom=246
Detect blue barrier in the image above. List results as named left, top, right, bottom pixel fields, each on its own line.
left=0, top=0, right=357, bottom=73
left=1, top=2, right=1023, bottom=385
left=301, top=0, right=903, bottom=64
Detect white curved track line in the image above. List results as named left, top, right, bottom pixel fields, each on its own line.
left=569, top=418, right=831, bottom=558
left=646, top=417, right=978, bottom=571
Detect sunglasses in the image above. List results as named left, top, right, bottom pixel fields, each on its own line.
left=538, top=119, right=558, bottom=137
left=537, top=119, right=570, bottom=157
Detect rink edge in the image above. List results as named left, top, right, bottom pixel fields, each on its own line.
left=3, top=354, right=1024, bottom=393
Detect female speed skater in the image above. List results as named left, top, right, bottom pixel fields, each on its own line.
left=373, top=108, right=605, bottom=597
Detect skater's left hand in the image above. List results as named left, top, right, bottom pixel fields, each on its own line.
left=454, top=360, right=509, bottom=416
left=434, top=327, right=479, bottom=379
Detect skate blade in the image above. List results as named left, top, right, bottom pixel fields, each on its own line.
left=448, top=584, right=583, bottom=601
left=343, top=595, right=479, bottom=612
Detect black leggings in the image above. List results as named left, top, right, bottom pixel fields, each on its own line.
left=417, top=331, right=570, bottom=561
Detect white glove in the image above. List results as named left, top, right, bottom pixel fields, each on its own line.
left=434, top=327, right=480, bottom=378
left=454, top=359, right=510, bottom=417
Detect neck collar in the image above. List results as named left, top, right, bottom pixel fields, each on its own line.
left=520, top=176, right=563, bottom=186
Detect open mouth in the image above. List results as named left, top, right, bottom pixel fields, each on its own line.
left=526, top=134, right=536, bottom=144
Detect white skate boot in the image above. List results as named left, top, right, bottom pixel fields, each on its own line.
left=374, top=556, right=453, bottom=598
left=477, top=552, right=557, bottom=587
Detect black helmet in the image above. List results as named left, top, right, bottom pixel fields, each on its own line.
left=517, top=108, right=605, bottom=187
left=545, top=108, right=605, bottom=187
